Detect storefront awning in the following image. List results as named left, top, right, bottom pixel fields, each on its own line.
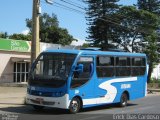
left=10, top=57, right=30, bottom=62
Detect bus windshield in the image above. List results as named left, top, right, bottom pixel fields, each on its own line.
left=29, top=53, right=76, bottom=88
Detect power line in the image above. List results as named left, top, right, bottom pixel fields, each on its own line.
left=55, top=2, right=84, bottom=15
left=53, top=2, right=124, bottom=28
left=41, top=0, right=85, bottom=15
left=42, top=0, right=127, bottom=26
left=59, top=0, right=85, bottom=10
left=67, top=0, right=86, bottom=8
left=42, top=0, right=133, bottom=22
left=54, top=1, right=85, bottom=14
left=41, top=0, right=150, bottom=35
left=76, top=0, right=84, bottom=3
left=43, top=1, right=137, bottom=33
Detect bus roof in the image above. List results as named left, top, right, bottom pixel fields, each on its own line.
left=44, top=49, right=146, bottom=57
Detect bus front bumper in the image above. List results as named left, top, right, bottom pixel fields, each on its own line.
left=26, top=94, right=70, bottom=109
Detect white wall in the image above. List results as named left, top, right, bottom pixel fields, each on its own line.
left=0, top=43, right=75, bottom=83
left=0, top=51, right=30, bottom=83
left=40, top=42, right=75, bottom=52
left=151, top=64, right=160, bottom=80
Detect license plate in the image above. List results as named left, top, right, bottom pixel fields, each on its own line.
left=36, top=98, right=44, bottom=105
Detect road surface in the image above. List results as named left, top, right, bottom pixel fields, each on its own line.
left=0, top=87, right=159, bottom=120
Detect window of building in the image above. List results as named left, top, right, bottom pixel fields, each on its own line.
left=13, top=62, right=30, bottom=83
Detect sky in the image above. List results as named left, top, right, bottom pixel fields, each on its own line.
left=0, top=0, right=136, bottom=45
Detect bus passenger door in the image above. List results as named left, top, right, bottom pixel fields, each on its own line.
left=70, top=56, right=96, bottom=106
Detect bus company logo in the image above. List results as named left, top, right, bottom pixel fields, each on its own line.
left=39, top=92, right=42, bottom=96
left=121, top=84, right=131, bottom=89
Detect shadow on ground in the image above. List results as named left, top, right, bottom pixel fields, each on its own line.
left=0, top=103, right=138, bottom=115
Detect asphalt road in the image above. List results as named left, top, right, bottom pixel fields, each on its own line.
left=0, top=87, right=160, bottom=120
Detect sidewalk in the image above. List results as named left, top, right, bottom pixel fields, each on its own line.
left=147, top=88, right=160, bottom=92
left=0, top=82, right=27, bottom=87
left=147, top=88, right=160, bottom=95
left=0, top=86, right=27, bottom=108
left=0, top=86, right=159, bottom=107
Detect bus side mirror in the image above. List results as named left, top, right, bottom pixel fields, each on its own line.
left=75, top=64, right=84, bottom=74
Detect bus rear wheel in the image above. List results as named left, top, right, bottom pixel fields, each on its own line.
left=119, top=93, right=128, bottom=107
left=69, top=97, right=81, bottom=114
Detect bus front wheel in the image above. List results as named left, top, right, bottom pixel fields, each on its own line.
left=69, top=97, right=81, bottom=114
left=119, top=93, right=128, bottom=107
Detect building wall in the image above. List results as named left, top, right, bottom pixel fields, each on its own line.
left=0, top=50, right=30, bottom=83
left=151, top=64, right=160, bottom=80
left=0, top=39, right=75, bottom=83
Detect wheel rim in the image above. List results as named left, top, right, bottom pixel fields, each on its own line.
left=70, top=100, right=79, bottom=112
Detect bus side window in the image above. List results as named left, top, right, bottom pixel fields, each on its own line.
left=71, top=60, right=94, bottom=88
left=96, top=56, right=114, bottom=77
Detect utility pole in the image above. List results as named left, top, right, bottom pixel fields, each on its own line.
left=31, top=0, right=53, bottom=63
left=31, top=0, right=40, bottom=63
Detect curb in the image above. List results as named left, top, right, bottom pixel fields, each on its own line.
left=147, top=89, right=160, bottom=94
left=0, top=83, right=27, bottom=87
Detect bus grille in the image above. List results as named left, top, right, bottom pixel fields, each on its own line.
left=30, top=90, right=53, bottom=97
left=30, top=99, right=55, bottom=105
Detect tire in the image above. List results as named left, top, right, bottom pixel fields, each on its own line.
left=33, top=105, right=44, bottom=111
left=69, top=97, right=81, bottom=114
left=119, top=93, right=128, bottom=107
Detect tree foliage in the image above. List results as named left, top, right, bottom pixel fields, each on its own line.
left=137, top=0, right=160, bottom=14
left=9, top=33, right=31, bottom=41
left=26, top=13, right=75, bottom=45
left=143, top=32, right=159, bottom=82
left=85, top=0, right=120, bottom=49
left=0, top=32, right=8, bottom=38
left=85, top=0, right=160, bottom=82
left=137, top=0, right=160, bottom=82
left=116, top=6, right=160, bottom=52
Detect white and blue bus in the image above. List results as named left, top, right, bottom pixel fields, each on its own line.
left=26, top=48, right=148, bottom=113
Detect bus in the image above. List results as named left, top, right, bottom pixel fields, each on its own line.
left=26, top=48, right=148, bottom=113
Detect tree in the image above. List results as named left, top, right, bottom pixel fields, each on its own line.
left=117, top=6, right=160, bottom=82
left=82, top=43, right=90, bottom=48
left=116, top=6, right=160, bottom=52
left=143, top=32, right=160, bottom=82
left=0, top=32, right=8, bottom=38
left=9, top=33, right=31, bottom=41
left=137, top=0, right=160, bottom=82
left=85, top=0, right=120, bottom=49
left=26, top=13, right=75, bottom=45
left=137, top=0, right=160, bottom=14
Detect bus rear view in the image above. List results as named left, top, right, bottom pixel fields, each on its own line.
left=26, top=49, right=148, bottom=114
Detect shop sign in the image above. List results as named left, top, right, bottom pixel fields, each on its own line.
left=0, top=38, right=31, bottom=52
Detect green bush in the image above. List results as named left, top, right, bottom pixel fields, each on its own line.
left=150, top=78, right=160, bottom=83
left=148, top=78, right=160, bottom=88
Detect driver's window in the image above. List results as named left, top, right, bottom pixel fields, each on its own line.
left=71, top=57, right=94, bottom=88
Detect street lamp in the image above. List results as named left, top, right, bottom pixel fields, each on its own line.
left=45, top=0, right=53, bottom=5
